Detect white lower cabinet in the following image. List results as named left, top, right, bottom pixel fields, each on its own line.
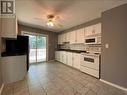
left=55, top=51, right=100, bottom=78
left=1, top=55, right=27, bottom=83
left=73, top=53, right=81, bottom=69
left=62, top=51, right=67, bottom=64
left=60, top=51, right=63, bottom=63
left=55, top=51, right=60, bottom=61
left=66, top=52, right=73, bottom=66
left=55, top=51, right=81, bottom=70
left=55, top=51, right=67, bottom=64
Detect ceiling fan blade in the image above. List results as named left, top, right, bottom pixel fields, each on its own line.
left=34, top=17, right=43, bottom=20
left=54, top=15, right=60, bottom=20
left=54, top=22, right=63, bottom=28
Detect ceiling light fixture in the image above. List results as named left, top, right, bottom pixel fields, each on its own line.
left=47, top=20, right=54, bottom=27
left=46, top=14, right=55, bottom=27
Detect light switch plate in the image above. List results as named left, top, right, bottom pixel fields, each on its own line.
left=105, top=43, right=109, bottom=48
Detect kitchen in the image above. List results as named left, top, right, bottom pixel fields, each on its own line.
left=55, top=23, right=101, bottom=78
left=0, top=0, right=127, bottom=95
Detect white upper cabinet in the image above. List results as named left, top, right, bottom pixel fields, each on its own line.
left=70, top=28, right=85, bottom=44
left=76, top=28, right=85, bottom=44
left=62, top=33, right=67, bottom=43
left=1, top=17, right=18, bottom=38
left=94, top=23, right=101, bottom=35
left=58, top=35, right=62, bottom=44
left=58, top=28, right=85, bottom=44
left=58, top=33, right=68, bottom=44
left=58, top=23, right=101, bottom=45
left=85, top=23, right=101, bottom=37
left=70, top=31, right=76, bottom=44
left=66, top=32, right=70, bottom=42
left=84, top=25, right=93, bottom=36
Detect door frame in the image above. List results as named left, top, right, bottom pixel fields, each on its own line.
left=21, top=31, right=49, bottom=61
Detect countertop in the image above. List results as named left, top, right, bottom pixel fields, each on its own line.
left=1, top=52, right=27, bottom=57
left=57, top=49, right=101, bottom=55
left=56, top=49, right=86, bottom=53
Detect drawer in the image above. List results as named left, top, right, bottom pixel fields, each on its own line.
left=81, top=61, right=99, bottom=70
left=80, top=66, right=99, bottom=78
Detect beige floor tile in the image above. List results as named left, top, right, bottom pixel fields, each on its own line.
left=1, top=61, right=127, bottom=95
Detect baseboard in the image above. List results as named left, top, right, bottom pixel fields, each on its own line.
left=100, top=79, right=127, bottom=92
left=0, top=84, right=4, bottom=95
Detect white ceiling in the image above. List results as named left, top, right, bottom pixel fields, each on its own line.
left=16, top=0, right=127, bottom=32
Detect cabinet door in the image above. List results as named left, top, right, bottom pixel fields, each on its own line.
left=93, top=23, right=101, bottom=35
left=63, top=33, right=67, bottom=43
left=76, top=28, right=85, bottom=43
left=1, top=18, right=17, bottom=38
left=73, top=53, right=81, bottom=69
left=58, top=35, right=63, bottom=44
left=70, top=31, right=76, bottom=44
left=84, top=25, right=94, bottom=37
left=85, top=23, right=101, bottom=37
left=62, top=51, right=67, bottom=64
left=59, top=51, right=63, bottom=63
left=66, top=52, right=73, bottom=66
left=55, top=51, right=60, bottom=61
left=66, top=32, right=70, bottom=42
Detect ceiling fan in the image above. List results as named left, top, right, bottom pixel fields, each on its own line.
left=35, top=14, right=63, bottom=28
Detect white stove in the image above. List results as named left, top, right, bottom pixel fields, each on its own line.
left=80, top=47, right=101, bottom=78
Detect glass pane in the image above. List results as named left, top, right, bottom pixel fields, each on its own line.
left=29, top=35, right=37, bottom=63
left=37, top=36, right=46, bottom=62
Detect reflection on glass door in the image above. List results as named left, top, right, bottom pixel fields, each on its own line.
left=37, top=36, right=46, bottom=62
left=29, top=35, right=36, bottom=63
left=28, top=35, right=46, bottom=63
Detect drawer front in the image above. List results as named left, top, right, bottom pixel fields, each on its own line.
left=80, top=66, right=99, bottom=78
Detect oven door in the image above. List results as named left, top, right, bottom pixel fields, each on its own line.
left=81, top=55, right=99, bottom=70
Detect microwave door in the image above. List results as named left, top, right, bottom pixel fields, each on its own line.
left=85, top=38, right=95, bottom=44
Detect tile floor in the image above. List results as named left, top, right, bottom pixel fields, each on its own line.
left=2, top=61, right=127, bottom=95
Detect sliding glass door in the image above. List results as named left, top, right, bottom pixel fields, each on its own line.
left=37, top=36, right=46, bottom=62
left=28, top=35, right=47, bottom=63
left=29, top=35, right=36, bottom=63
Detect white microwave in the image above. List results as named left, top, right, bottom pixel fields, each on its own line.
left=84, top=36, right=101, bottom=45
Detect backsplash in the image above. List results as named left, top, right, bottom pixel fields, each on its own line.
left=59, top=43, right=86, bottom=51
left=70, top=44, right=86, bottom=51
left=85, top=45, right=101, bottom=53
left=59, top=43, right=101, bottom=53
